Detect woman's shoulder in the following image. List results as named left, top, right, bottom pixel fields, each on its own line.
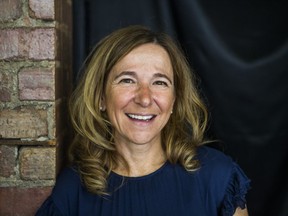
left=195, top=145, right=248, bottom=184
left=51, top=166, right=87, bottom=213
left=196, top=145, right=235, bottom=172
left=36, top=167, right=83, bottom=216
left=51, top=166, right=82, bottom=195
left=195, top=145, right=251, bottom=215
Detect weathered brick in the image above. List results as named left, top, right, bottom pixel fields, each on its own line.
left=28, top=28, right=56, bottom=60
left=29, top=0, right=55, bottom=20
left=0, top=0, right=22, bottom=21
left=0, top=72, right=13, bottom=102
left=0, top=29, right=19, bottom=59
left=0, top=28, right=56, bottom=60
left=0, top=145, right=17, bottom=178
left=0, top=107, right=48, bottom=139
left=18, top=67, right=55, bottom=100
left=19, top=147, right=56, bottom=180
left=0, top=187, right=52, bottom=216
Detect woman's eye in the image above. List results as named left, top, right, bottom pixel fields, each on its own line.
left=154, top=80, right=168, bottom=86
left=119, top=78, right=134, bottom=84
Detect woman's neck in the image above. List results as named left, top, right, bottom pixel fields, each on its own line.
left=113, top=141, right=166, bottom=177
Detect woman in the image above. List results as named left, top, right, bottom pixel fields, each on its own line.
left=36, top=25, right=250, bottom=216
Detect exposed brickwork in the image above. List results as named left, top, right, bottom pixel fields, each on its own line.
left=0, top=0, right=22, bottom=21
left=29, top=0, right=55, bottom=20
left=0, top=145, right=17, bottom=178
left=0, top=28, right=56, bottom=60
left=0, top=187, right=52, bottom=216
left=19, top=147, right=56, bottom=180
left=0, top=107, right=48, bottom=139
left=0, top=0, right=72, bottom=215
left=18, top=67, right=55, bottom=100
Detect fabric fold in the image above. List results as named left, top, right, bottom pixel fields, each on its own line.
left=221, top=162, right=251, bottom=216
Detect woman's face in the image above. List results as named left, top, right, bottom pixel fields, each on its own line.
left=103, top=43, right=175, bottom=147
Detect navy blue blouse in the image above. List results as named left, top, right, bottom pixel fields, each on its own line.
left=36, top=146, right=250, bottom=216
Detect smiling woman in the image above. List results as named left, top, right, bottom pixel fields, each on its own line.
left=36, top=25, right=250, bottom=216
left=103, top=43, right=175, bottom=176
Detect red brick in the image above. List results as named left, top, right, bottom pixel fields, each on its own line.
left=18, top=67, right=55, bottom=100
left=0, top=73, right=13, bottom=102
left=0, top=28, right=56, bottom=60
left=0, top=145, right=17, bottom=177
left=0, top=186, right=52, bottom=216
left=29, top=0, right=55, bottom=20
left=0, top=0, right=22, bottom=21
left=19, top=147, right=56, bottom=180
left=0, top=107, right=48, bottom=139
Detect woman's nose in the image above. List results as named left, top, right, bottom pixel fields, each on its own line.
left=134, top=85, right=153, bottom=107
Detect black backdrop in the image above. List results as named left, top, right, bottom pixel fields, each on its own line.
left=72, top=1, right=288, bottom=215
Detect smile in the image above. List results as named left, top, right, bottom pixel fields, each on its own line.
left=126, top=114, right=155, bottom=121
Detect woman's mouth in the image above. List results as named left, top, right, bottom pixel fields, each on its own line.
left=126, top=114, right=156, bottom=121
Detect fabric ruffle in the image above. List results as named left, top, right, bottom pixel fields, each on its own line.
left=221, top=162, right=251, bottom=216
left=35, top=196, right=63, bottom=216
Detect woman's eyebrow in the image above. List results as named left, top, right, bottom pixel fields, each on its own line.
left=114, top=71, right=136, bottom=79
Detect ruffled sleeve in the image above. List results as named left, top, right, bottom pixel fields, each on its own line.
left=221, top=162, right=251, bottom=216
left=35, top=196, right=63, bottom=216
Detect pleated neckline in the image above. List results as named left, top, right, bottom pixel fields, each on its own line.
left=110, top=161, right=169, bottom=181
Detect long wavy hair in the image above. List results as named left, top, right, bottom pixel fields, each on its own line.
left=68, top=25, right=208, bottom=195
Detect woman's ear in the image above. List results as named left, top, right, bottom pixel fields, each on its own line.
left=100, top=96, right=106, bottom=111
left=171, top=99, right=176, bottom=114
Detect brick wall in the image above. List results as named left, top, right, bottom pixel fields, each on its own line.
left=0, top=0, right=72, bottom=215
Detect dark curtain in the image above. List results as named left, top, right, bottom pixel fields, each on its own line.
left=73, top=1, right=288, bottom=215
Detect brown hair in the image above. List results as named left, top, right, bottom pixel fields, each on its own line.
left=68, top=25, right=208, bottom=195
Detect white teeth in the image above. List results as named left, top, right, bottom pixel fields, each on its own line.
left=128, top=114, right=154, bottom=121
